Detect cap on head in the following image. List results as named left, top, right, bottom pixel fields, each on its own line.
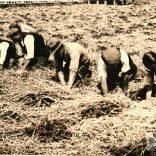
left=9, top=22, right=19, bottom=29
left=46, top=38, right=61, bottom=61
left=46, top=38, right=60, bottom=52
left=7, top=28, right=21, bottom=38
left=9, top=20, right=22, bottom=29
left=101, top=47, right=121, bottom=64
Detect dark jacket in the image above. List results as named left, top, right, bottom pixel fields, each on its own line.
left=143, top=52, right=156, bottom=86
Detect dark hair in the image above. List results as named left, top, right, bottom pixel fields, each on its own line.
left=9, top=21, right=20, bottom=30
left=143, top=51, right=156, bottom=70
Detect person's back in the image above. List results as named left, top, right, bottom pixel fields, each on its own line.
left=63, top=42, right=89, bottom=71
left=64, top=42, right=88, bottom=56
left=98, top=46, right=137, bottom=95
left=47, top=40, right=91, bottom=88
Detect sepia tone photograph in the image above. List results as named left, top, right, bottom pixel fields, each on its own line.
left=0, top=0, right=156, bottom=155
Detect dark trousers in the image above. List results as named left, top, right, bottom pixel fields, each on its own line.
left=107, top=63, right=137, bottom=91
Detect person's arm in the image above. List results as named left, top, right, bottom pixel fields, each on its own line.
left=145, top=85, right=152, bottom=100
left=20, top=59, right=31, bottom=71
left=144, top=70, right=154, bottom=100
left=68, top=54, right=80, bottom=88
left=57, top=71, right=66, bottom=85
left=55, top=56, right=66, bottom=85
left=15, top=42, right=24, bottom=57
left=120, top=49, right=131, bottom=95
left=22, top=35, right=35, bottom=71
left=100, top=76, right=108, bottom=95
left=121, top=72, right=130, bottom=94
left=98, top=56, right=108, bottom=95
left=68, top=70, right=77, bottom=88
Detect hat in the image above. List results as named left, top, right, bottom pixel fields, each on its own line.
left=135, top=68, right=146, bottom=80
left=7, top=28, right=21, bottom=38
left=9, top=22, right=19, bottom=29
left=46, top=38, right=60, bottom=49
left=101, top=47, right=121, bottom=64
left=9, top=20, right=22, bottom=29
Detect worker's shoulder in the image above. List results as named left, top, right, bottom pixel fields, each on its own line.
left=0, top=40, right=10, bottom=48
left=23, top=34, right=35, bottom=41
left=120, top=49, right=129, bottom=58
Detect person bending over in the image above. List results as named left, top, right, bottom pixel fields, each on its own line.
left=142, top=51, right=156, bottom=100
left=98, top=45, right=137, bottom=96
left=47, top=39, right=91, bottom=88
left=7, top=27, right=48, bottom=74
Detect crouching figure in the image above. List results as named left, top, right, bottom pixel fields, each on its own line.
left=47, top=39, right=91, bottom=88
left=7, top=27, right=48, bottom=74
left=142, top=51, right=156, bottom=100
left=98, top=46, right=137, bottom=95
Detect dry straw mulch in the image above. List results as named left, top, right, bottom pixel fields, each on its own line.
left=1, top=2, right=156, bottom=155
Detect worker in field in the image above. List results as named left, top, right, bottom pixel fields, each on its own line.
left=142, top=51, right=156, bottom=100
left=0, top=39, right=17, bottom=70
left=98, top=45, right=137, bottom=96
left=7, top=27, right=48, bottom=74
left=9, top=20, right=37, bottom=61
left=47, top=39, right=91, bottom=88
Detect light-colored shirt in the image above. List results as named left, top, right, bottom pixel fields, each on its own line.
left=15, top=42, right=24, bottom=57
left=120, top=49, right=130, bottom=73
left=55, top=42, right=89, bottom=73
left=0, top=42, right=9, bottom=65
left=21, top=35, right=35, bottom=60
left=98, top=54, right=107, bottom=79
left=98, top=49, right=131, bottom=79
left=19, top=23, right=37, bottom=33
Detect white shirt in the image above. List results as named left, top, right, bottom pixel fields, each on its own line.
left=98, top=49, right=131, bottom=79
left=0, top=42, right=9, bottom=65
left=20, top=23, right=37, bottom=33
left=120, top=49, right=130, bottom=73
left=21, top=35, right=35, bottom=60
left=63, top=42, right=89, bottom=72
left=98, top=53, right=107, bottom=79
